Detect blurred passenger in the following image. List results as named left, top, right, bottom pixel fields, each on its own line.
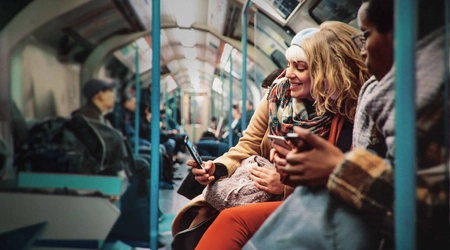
left=199, top=116, right=219, bottom=141
left=114, top=92, right=153, bottom=148
left=196, top=104, right=242, bottom=157
left=160, top=108, right=186, bottom=164
left=195, top=21, right=374, bottom=250
left=137, top=102, right=175, bottom=160
left=238, top=100, right=255, bottom=137
left=71, top=79, right=116, bottom=125
left=137, top=102, right=176, bottom=189
left=261, top=68, right=284, bottom=95
left=245, top=0, right=449, bottom=249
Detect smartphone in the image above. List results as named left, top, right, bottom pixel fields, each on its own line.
left=183, top=135, right=204, bottom=169
left=285, top=133, right=300, bottom=145
left=268, top=134, right=291, bottom=148
left=285, top=132, right=311, bottom=150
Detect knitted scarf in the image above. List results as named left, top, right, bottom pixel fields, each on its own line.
left=267, top=73, right=333, bottom=137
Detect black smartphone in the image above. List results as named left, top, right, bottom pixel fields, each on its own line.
left=183, top=135, right=204, bottom=169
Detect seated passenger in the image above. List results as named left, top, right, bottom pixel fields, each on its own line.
left=194, top=21, right=373, bottom=250
left=136, top=102, right=176, bottom=189
left=244, top=0, right=449, bottom=249
left=71, top=79, right=116, bottom=126
left=261, top=68, right=284, bottom=95
left=199, top=116, right=219, bottom=141
left=160, top=108, right=186, bottom=164
left=196, top=104, right=242, bottom=158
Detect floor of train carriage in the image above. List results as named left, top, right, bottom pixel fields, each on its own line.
left=158, top=153, right=191, bottom=250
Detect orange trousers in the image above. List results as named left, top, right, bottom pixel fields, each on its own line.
left=195, top=201, right=282, bottom=250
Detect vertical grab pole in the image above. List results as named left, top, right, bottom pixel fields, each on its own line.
left=133, top=46, right=141, bottom=156
left=178, top=88, right=185, bottom=132
left=228, top=53, right=233, bottom=149
left=241, top=0, right=252, bottom=132
left=164, top=82, right=169, bottom=129
left=394, top=0, right=417, bottom=249
left=445, top=0, right=450, bottom=216
left=210, top=91, right=214, bottom=125
left=220, top=68, right=224, bottom=121
left=192, top=92, right=197, bottom=142
left=150, top=0, right=161, bottom=249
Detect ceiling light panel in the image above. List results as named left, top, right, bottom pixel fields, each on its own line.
left=177, top=28, right=196, bottom=47
left=166, top=60, right=180, bottom=73
left=165, top=75, right=178, bottom=92
left=160, top=30, right=169, bottom=46
left=203, top=63, right=215, bottom=76
left=183, top=47, right=197, bottom=60
left=207, top=0, right=228, bottom=34
left=212, top=77, right=223, bottom=94
left=160, top=45, right=175, bottom=62
left=220, top=43, right=234, bottom=65
left=172, top=0, right=195, bottom=28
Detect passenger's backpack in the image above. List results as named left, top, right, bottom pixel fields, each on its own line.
left=160, top=153, right=174, bottom=183
left=15, top=115, right=130, bottom=175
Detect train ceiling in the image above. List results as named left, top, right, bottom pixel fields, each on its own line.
left=28, top=0, right=322, bottom=98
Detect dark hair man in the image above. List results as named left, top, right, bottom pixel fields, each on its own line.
left=71, top=79, right=116, bottom=125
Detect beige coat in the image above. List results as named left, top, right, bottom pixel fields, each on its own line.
left=214, top=94, right=294, bottom=198
left=173, top=94, right=296, bottom=237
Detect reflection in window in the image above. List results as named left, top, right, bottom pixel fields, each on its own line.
left=267, top=0, right=304, bottom=19
left=310, top=0, right=361, bottom=24
left=254, top=0, right=305, bottom=24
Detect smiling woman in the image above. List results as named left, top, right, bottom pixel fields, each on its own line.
left=193, top=21, right=370, bottom=250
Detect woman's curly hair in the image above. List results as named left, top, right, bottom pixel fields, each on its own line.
left=300, top=21, right=371, bottom=122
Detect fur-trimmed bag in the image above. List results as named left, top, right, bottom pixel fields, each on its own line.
left=202, top=155, right=275, bottom=211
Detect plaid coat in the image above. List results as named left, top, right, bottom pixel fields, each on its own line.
left=327, top=26, right=449, bottom=243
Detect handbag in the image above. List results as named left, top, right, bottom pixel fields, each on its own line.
left=202, top=155, right=275, bottom=211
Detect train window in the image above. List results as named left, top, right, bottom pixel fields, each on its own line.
left=252, top=0, right=306, bottom=25
left=309, top=0, right=361, bottom=24
left=270, top=50, right=288, bottom=70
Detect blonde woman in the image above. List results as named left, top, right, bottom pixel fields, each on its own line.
left=194, top=21, right=379, bottom=250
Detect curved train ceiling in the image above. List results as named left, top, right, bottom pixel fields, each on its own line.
left=9, top=0, right=357, bottom=101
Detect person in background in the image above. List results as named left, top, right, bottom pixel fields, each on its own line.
left=261, top=68, right=284, bottom=95
left=196, top=104, right=242, bottom=158
left=208, top=116, right=217, bottom=135
left=160, top=108, right=186, bottom=164
left=239, top=100, right=255, bottom=133
left=199, top=116, right=219, bottom=141
left=71, top=79, right=116, bottom=126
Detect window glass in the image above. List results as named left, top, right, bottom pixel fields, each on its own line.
left=309, top=0, right=360, bottom=24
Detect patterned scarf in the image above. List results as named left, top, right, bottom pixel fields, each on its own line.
left=267, top=72, right=333, bottom=137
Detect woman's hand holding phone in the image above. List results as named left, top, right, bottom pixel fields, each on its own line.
left=187, top=160, right=216, bottom=185
left=270, top=144, right=291, bottom=186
